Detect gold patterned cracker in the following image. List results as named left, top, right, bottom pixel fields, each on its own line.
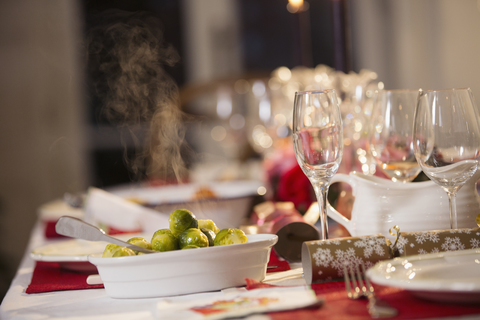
left=395, top=227, right=480, bottom=256
left=301, top=234, right=393, bottom=284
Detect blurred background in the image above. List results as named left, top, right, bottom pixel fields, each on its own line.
left=1, top=0, right=480, bottom=300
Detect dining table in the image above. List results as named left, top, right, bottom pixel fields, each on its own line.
left=1, top=210, right=480, bottom=320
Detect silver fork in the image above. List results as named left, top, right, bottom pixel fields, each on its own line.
left=344, top=262, right=398, bottom=318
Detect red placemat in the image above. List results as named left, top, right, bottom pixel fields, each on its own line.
left=267, top=250, right=290, bottom=273
left=246, top=279, right=480, bottom=320
left=44, top=220, right=67, bottom=239
left=26, top=261, right=104, bottom=294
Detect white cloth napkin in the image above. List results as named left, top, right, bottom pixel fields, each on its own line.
left=83, top=187, right=169, bottom=233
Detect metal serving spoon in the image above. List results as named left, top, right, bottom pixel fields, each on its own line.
left=55, top=216, right=157, bottom=254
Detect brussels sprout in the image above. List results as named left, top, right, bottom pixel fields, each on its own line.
left=198, top=219, right=220, bottom=235
left=151, top=229, right=179, bottom=252
left=213, top=228, right=248, bottom=246
left=200, top=228, right=216, bottom=246
left=102, top=244, right=121, bottom=257
left=178, top=228, right=209, bottom=249
left=182, top=245, right=199, bottom=250
left=112, top=247, right=136, bottom=257
left=169, top=209, right=198, bottom=237
left=127, top=237, right=152, bottom=255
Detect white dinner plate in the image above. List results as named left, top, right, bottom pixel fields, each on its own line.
left=366, top=248, right=480, bottom=304
left=30, top=234, right=148, bottom=272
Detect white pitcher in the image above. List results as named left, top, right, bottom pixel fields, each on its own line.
left=327, top=171, right=480, bottom=241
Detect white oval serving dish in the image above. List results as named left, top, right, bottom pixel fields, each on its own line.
left=88, top=233, right=278, bottom=299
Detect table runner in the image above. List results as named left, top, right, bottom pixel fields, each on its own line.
left=246, top=279, right=480, bottom=320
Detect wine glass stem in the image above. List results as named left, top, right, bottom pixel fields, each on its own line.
left=313, top=184, right=329, bottom=240
left=447, top=192, right=458, bottom=229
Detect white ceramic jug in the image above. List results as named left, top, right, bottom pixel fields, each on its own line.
left=327, top=171, right=480, bottom=241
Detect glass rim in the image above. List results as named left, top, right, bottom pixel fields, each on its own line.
left=377, top=88, right=420, bottom=93
left=419, top=87, right=471, bottom=93
left=295, top=89, right=336, bottom=95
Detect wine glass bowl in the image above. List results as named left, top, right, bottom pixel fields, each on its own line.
left=292, top=90, right=343, bottom=240
left=296, top=126, right=343, bottom=178
left=413, top=88, right=480, bottom=229
left=368, top=89, right=421, bottom=182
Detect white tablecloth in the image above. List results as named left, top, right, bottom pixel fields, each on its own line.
left=4, top=220, right=480, bottom=320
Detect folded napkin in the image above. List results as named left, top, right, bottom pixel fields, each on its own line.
left=26, top=262, right=103, bottom=294
left=83, top=187, right=169, bottom=234
left=246, top=279, right=480, bottom=320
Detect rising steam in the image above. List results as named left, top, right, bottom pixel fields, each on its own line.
left=86, top=9, right=189, bottom=182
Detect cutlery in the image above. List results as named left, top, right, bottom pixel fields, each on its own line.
left=343, top=262, right=398, bottom=318
left=55, top=216, right=157, bottom=254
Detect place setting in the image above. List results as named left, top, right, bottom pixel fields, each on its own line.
left=296, top=87, right=480, bottom=316
left=15, top=83, right=480, bottom=320
left=3, top=4, right=480, bottom=316
left=11, top=56, right=480, bottom=315
left=5, top=2, right=480, bottom=320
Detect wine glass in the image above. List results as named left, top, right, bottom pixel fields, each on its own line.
left=413, top=88, right=480, bottom=229
left=292, top=90, right=344, bottom=240
left=368, top=89, right=422, bottom=182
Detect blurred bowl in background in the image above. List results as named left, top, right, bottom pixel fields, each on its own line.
left=108, top=180, right=266, bottom=229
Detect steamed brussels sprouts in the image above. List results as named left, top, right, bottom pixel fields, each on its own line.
left=213, top=228, right=248, bottom=246
left=112, top=247, right=136, bottom=257
left=198, top=219, right=220, bottom=235
left=200, top=228, right=216, bottom=246
left=102, top=209, right=250, bottom=258
left=102, top=244, right=121, bottom=257
left=151, top=229, right=178, bottom=252
left=169, top=209, right=198, bottom=237
left=178, top=228, right=209, bottom=249
left=127, top=237, right=152, bottom=254
left=103, top=244, right=137, bottom=257
left=182, top=245, right=199, bottom=250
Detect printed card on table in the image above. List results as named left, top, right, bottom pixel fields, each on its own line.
left=155, top=286, right=322, bottom=320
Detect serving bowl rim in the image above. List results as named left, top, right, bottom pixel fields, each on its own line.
left=88, top=233, right=278, bottom=265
